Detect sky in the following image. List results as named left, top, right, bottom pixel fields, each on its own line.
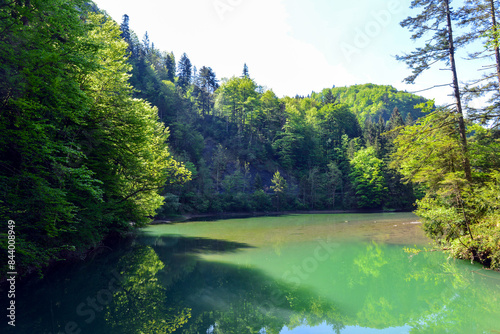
left=93, top=0, right=487, bottom=106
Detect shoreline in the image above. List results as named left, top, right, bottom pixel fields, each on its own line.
left=152, top=209, right=413, bottom=224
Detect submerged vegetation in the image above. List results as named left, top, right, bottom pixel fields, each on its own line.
left=1, top=0, right=500, bottom=276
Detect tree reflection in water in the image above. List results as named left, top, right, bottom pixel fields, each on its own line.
left=132, top=235, right=346, bottom=334
left=104, top=245, right=191, bottom=333
left=4, top=233, right=500, bottom=334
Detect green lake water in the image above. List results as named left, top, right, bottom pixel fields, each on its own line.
left=4, top=212, right=500, bottom=333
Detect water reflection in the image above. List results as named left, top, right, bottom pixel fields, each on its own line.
left=3, top=228, right=500, bottom=334
left=104, top=245, right=191, bottom=334
left=140, top=235, right=345, bottom=334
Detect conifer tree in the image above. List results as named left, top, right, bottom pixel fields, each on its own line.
left=324, top=89, right=336, bottom=105
left=192, top=66, right=198, bottom=85
left=387, top=107, right=405, bottom=131
left=177, top=52, right=192, bottom=93
left=195, top=66, right=219, bottom=116
left=459, top=0, right=500, bottom=127
left=405, top=112, right=414, bottom=126
left=165, top=53, right=176, bottom=82
left=142, top=31, right=150, bottom=55
left=120, top=14, right=131, bottom=44
left=242, top=63, right=249, bottom=78
left=397, top=0, right=472, bottom=182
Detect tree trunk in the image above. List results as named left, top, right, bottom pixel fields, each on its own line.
left=445, top=0, right=473, bottom=182
left=331, top=185, right=336, bottom=208
left=489, top=0, right=500, bottom=94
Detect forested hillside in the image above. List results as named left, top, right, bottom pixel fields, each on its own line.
left=115, top=14, right=428, bottom=216
left=1, top=0, right=499, bottom=275
left=102, top=0, right=500, bottom=270
left=319, top=84, right=428, bottom=124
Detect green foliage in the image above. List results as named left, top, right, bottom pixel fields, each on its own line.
left=392, top=103, right=472, bottom=190
left=273, top=110, right=320, bottom=171
left=0, top=4, right=189, bottom=276
left=113, top=31, right=419, bottom=214
left=215, top=76, right=260, bottom=134
left=349, top=147, right=387, bottom=209
left=313, top=84, right=428, bottom=125
left=252, top=189, right=273, bottom=211
left=271, top=171, right=287, bottom=194
left=177, top=52, right=192, bottom=93
left=271, top=171, right=287, bottom=211
left=0, top=3, right=427, bottom=255
left=392, top=108, right=500, bottom=268
left=105, top=245, right=192, bottom=333
left=193, top=66, right=218, bottom=116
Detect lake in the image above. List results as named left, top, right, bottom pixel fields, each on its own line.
left=4, top=212, right=500, bottom=333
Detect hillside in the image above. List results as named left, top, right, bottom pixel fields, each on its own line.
left=117, top=22, right=428, bottom=215
left=312, top=84, right=428, bottom=125
left=2, top=0, right=499, bottom=277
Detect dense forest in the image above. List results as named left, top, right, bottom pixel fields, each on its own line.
left=120, top=26, right=429, bottom=215
left=1, top=0, right=500, bottom=277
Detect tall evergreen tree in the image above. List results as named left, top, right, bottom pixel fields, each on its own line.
left=405, top=112, right=415, bottom=126
left=459, top=0, right=500, bottom=127
left=242, top=63, right=249, bottom=78
left=323, top=89, right=336, bottom=105
left=165, top=53, right=176, bottom=82
left=387, top=107, right=405, bottom=131
left=192, top=66, right=198, bottom=85
left=142, top=31, right=150, bottom=56
left=195, top=66, right=219, bottom=116
left=177, top=52, right=192, bottom=93
left=397, top=0, right=472, bottom=182
left=120, top=14, right=131, bottom=44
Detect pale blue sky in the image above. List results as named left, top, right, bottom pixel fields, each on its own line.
left=94, top=0, right=486, bottom=106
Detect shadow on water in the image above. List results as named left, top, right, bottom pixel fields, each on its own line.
left=3, top=233, right=500, bottom=334
left=139, top=234, right=256, bottom=254
left=2, top=235, right=345, bottom=334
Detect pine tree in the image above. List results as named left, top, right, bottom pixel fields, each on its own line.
left=177, top=52, right=192, bottom=93
left=387, top=107, right=405, bottom=131
left=405, top=112, right=414, bottom=126
left=242, top=63, right=249, bottom=78
left=142, top=31, right=150, bottom=56
left=397, top=0, right=472, bottom=182
left=165, top=53, right=176, bottom=82
left=120, top=14, right=131, bottom=44
left=323, top=89, right=336, bottom=105
left=192, top=66, right=198, bottom=85
left=459, top=0, right=500, bottom=127
left=195, top=66, right=219, bottom=116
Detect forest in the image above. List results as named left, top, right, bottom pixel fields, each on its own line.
left=1, top=0, right=500, bottom=277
